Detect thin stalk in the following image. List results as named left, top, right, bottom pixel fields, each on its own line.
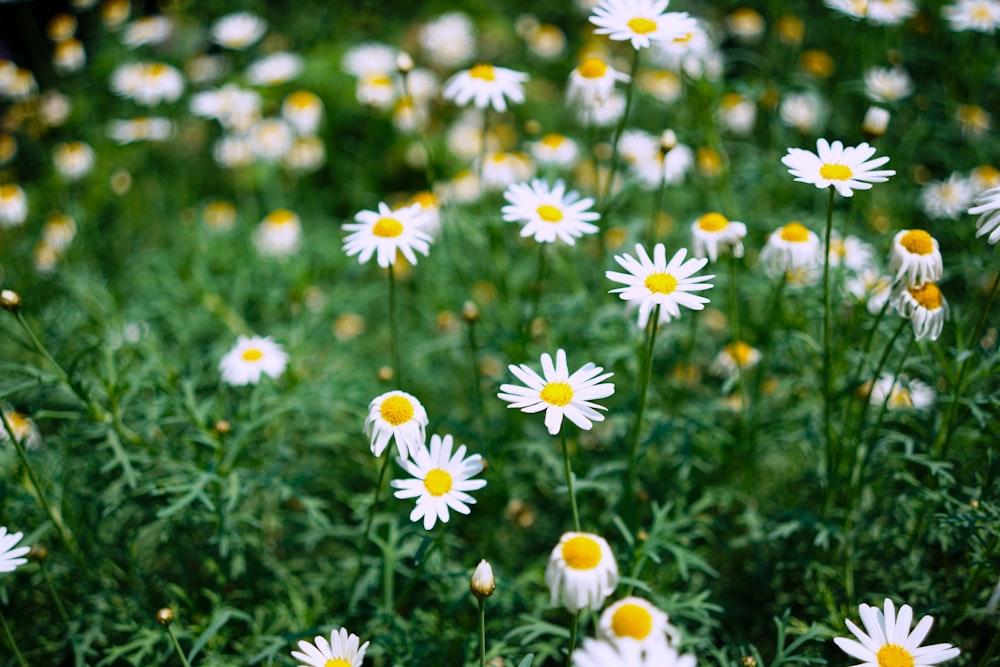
left=466, top=315, right=487, bottom=451
left=0, top=610, right=28, bottom=667
left=351, top=453, right=394, bottom=603
left=561, top=430, right=581, bottom=532
left=849, top=317, right=908, bottom=465
left=599, top=48, right=642, bottom=252
left=164, top=624, right=194, bottom=667
left=728, top=252, right=750, bottom=483
left=525, top=243, right=547, bottom=344
left=477, top=597, right=487, bottom=667
left=388, top=264, right=402, bottom=387
left=864, top=334, right=916, bottom=455
left=821, top=187, right=836, bottom=504
left=40, top=559, right=70, bottom=625
left=842, top=292, right=894, bottom=425
left=646, top=158, right=668, bottom=245
left=566, top=611, right=580, bottom=667
left=625, top=304, right=661, bottom=527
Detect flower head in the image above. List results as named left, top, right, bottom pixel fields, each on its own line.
left=246, top=52, right=304, bottom=86
left=218, top=336, right=289, bottom=386
left=291, top=627, right=369, bottom=667
left=943, top=0, right=1000, bottom=33
left=343, top=202, right=433, bottom=268
left=442, top=63, right=528, bottom=112
left=599, top=596, right=681, bottom=651
left=501, top=179, right=599, bottom=245
left=589, top=0, right=698, bottom=50
left=498, top=349, right=615, bottom=436
left=470, top=559, right=495, bottom=599
left=606, top=244, right=714, bottom=328
left=0, top=526, right=30, bottom=573
left=894, top=281, right=949, bottom=341
left=545, top=531, right=619, bottom=613
left=573, top=637, right=696, bottom=667
left=211, top=12, right=266, bottom=50
left=968, top=185, right=1000, bottom=244
left=759, top=222, right=822, bottom=276
left=567, top=56, right=630, bottom=107
left=390, top=433, right=486, bottom=530
left=834, top=598, right=960, bottom=667
left=690, top=212, right=747, bottom=262
left=365, top=390, right=428, bottom=460
left=254, top=209, right=302, bottom=258
left=867, top=374, right=935, bottom=411
left=782, top=138, right=895, bottom=197
left=888, top=229, right=943, bottom=286
left=0, top=183, right=28, bottom=227
left=1, top=407, right=43, bottom=451
left=919, top=173, right=975, bottom=220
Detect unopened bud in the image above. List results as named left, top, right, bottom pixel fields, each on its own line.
left=0, top=289, right=21, bottom=312
left=155, top=607, right=175, bottom=625
left=378, top=366, right=394, bottom=382
left=396, top=51, right=414, bottom=74
left=862, top=106, right=890, bottom=140
left=660, top=129, right=678, bottom=153
left=461, top=300, right=480, bottom=324
left=28, top=544, right=47, bottom=562
left=214, top=420, right=231, bottom=435
left=470, top=559, right=495, bottom=599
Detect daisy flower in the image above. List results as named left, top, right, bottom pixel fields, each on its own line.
left=218, top=336, right=289, bottom=386
left=501, top=179, right=599, bottom=245
left=606, top=244, right=715, bottom=328
left=894, top=281, right=950, bottom=341
left=122, top=16, right=173, bottom=48
left=846, top=270, right=893, bottom=315
left=710, top=341, right=761, bottom=379
left=545, top=531, right=619, bottom=614
left=53, top=141, right=95, bottom=180
left=110, top=62, right=184, bottom=106
left=574, top=638, right=696, bottom=667
left=862, top=106, right=891, bottom=139
left=779, top=91, right=824, bottom=134
left=888, top=229, right=943, bottom=286
left=759, top=222, right=821, bottom=276
left=589, top=0, right=697, bottom=50
left=249, top=118, right=294, bottom=162
left=567, top=56, right=630, bottom=107
left=864, top=66, right=914, bottom=103
left=0, top=183, right=28, bottom=227
left=342, top=201, right=433, bottom=268
left=782, top=138, right=895, bottom=197
left=341, top=42, right=398, bottom=77
left=442, top=63, right=528, bottom=113
left=246, top=52, right=304, bottom=86
left=291, top=627, right=369, bottom=667
left=690, top=212, right=747, bottom=262
left=281, top=90, right=324, bottom=135
left=968, top=185, right=1000, bottom=244
left=53, top=39, right=86, bottom=73
left=867, top=374, right=935, bottom=411
left=943, top=0, right=1000, bottom=33
left=834, top=598, right=960, bottom=667
left=529, top=133, right=580, bottom=168
left=479, top=151, right=535, bottom=192
left=0, top=526, right=30, bottom=573
left=1, top=407, right=43, bottom=451
left=718, top=92, right=756, bottom=135
left=599, top=596, right=681, bottom=651
left=828, top=233, right=876, bottom=273
left=390, top=433, right=487, bottom=530
left=107, top=117, right=173, bottom=144
left=211, top=12, right=267, bottom=50
left=418, top=12, right=476, bottom=68
left=364, top=390, right=428, bottom=459
left=254, top=209, right=302, bottom=258
left=497, top=349, right=615, bottom=436
left=919, top=173, right=975, bottom=220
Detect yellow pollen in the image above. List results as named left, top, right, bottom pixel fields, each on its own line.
left=147, top=63, right=167, bottom=76
left=379, top=395, right=414, bottom=426
left=627, top=17, right=658, bottom=34
left=645, top=272, right=678, bottom=295
left=697, top=212, right=729, bottom=232
left=780, top=222, right=810, bottom=243
left=561, top=536, right=602, bottom=570
left=540, top=382, right=573, bottom=406
left=373, top=217, right=404, bottom=238
left=469, top=63, right=496, bottom=81
left=324, top=660, right=352, bottom=667
left=889, top=387, right=913, bottom=409
left=819, top=163, right=853, bottom=181
left=726, top=341, right=754, bottom=367
left=241, top=348, right=263, bottom=362
left=877, top=644, right=914, bottom=667
left=611, top=603, right=654, bottom=640
left=537, top=205, right=563, bottom=222
left=423, top=468, right=453, bottom=497
left=900, top=229, right=934, bottom=255
left=578, top=57, right=608, bottom=79
left=0, top=184, right=17, bottom=198
left=541, top=133, right=565, bottom=148
left=267, top=209, right=296, bottom=226
left=908, top=282, right=943, bottom=310
left=288, top=91, right=317, bottom=108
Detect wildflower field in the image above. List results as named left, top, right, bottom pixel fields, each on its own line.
left=1, top=0, right=999, bottom=665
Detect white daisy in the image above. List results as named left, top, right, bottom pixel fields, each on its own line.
left=122, top=16, right=173, bottom=48
left=545, top=531, right=619, bottom=614
left=574, top=637, right=696, bottom=667
left=599, top=596, right=681, bottom=651
left=342, top=201, right=433, bottom=268
left=418, top=12, right=476, bottom=69
left=867, top=374, right=936, bottom=411
left=759, top=222, right=822, bottom=276
left=0, top=408, right=43, bottom=451
left=718, top=92, right=756, bottom=135
left=218, top=336, right=289, bottom=386
left=649, top=19, right=720, bottom=79
left=567, top=56, right=630, bottom=107
left=442, top=63, right=528, bottom=113
left=529, top=133, right=580, bottom=168
left=710, top=341, right=761, bottom=379
left=53, top=38, right=86, bottom=73
left=291, top=627, right=369, bottom=667
left=52, top=141, right=95, bottom=180
left=390, top=433, right=487, bottom=530
left=920, top=173, right=975, bottom=220
left=107, top=116, right=173, bottom=144
left=501, top=179, right=600, bottom=245
left=43, top=212, right=76, bottom=250
left=0, top=183, right=28, bottom=227
left=577, top=91, right=627, bottom=127
left=606, top=244, right=715, bottom=328
left=364, top=390, right=429, bottom=459
left=632, top=144, right=694, bottom=189
left=864, top=66, right=914, bottom=104
left=281, top=90, right=323, bottom=135
left=479, top=151, right=535, bottom=192
left=779, top=91, right=824, bottom=134
left=894, top=281, right=950, bottom=341
left=110, top=62, right=184, bottom=106
left=782, top=138, right=895, bottom=197
left=212, top=135, right=255, bottom=169
left=866, top=0, right=918, bottom=25
left=341, top=42, right=398, bottom=77
left=846, top=270, right=893, bottom=314
left=828, top=233, right=877, bottom=273
left=589, top=0, right=697, bottom=50
left=834, top=599, right=960, bottom=667
left=690, top=212, right=747, bottom=262
left=943, top=0, right=1000, bottom=33
left=0, top=526, right=30, bottom=573
left=888, top=229, right=943, bottom=286
left=211, top=12, right=267, bottom=50
left=862, top=106, right=891, bottom=139
left=254, top=209, right=302, bottom=258
left=246, top=52, right=304, bottom=86
left=969, top=185, right=1000, bottom=244
left=249, top=118, right=294, bottom=162
left=283, top=135, right=326, bottom=173
left=497, top=349, right=615, bottom=436
left=724, top=7, right=766, bottom=42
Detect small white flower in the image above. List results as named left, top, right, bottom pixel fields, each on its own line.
left=827, top=233, right=876, bottom=273
left=246, top=52, right=304, bottom=86
left=0, top=183, right=28, bottom=227
left=864, top=66, right=914, bottom=103
left=0, top=526, right=30, bottom=573
left=894, top=281, right=950, bottom=341
left=501, top=179, right=599, bottom=245
left=529, top=133, right=580, bottom=168
left=943, top=0, right=1000, bottom=33
left=365, top=390, right=429, bottom=460
left=690, top=212, right=747, bottom=262
left=1, top=408, right=43, bottom=451
left=545, top=532, right=619, bottom=614
left=470, top=559, right=495, bottom=598
left=110, top=62, right=184, bottom=106
left=834, top=598, right=960, bottom=667
left=567, top=56, right=630, bottom=107
left=107, top=116, right=173, bottom=144
left=249, top=118, right=294, bottom=162
left=211, top=12, right=267, bottom=50
left=254, top=209, right=302, bottom=257
left=342, top=202, right=432, bottom=268
left=867, top=374, right=935, bottom=411
left=599, top=596, right=681, bottom=651
left=920, top=173, right=975, bottom=220
left=341, top=42, right=397, bottom=77
left=122, top=16, right=173, bottom=48
left=779, top=91, right=823, bottom=134
left=969, top=184, right=1000, bottom=244
left=442, top=63, right=528, bottom=112
left=218, top=336, right=289, bottom=386
left=782, top=138, right=895, bottom=197
left=291, top=627, right=369, bottom=667
left=759, top=222, right=822, bottom=276
left=606, top=244, right=715, bottom=328
left=589, top=0, right=698, bottom=50
left=281, top=90, right=324, bottom=135
left=418, top=12, right=476, bottom=68
left=53, top=141, right=95, bottom=180
left=888, top=229, right=943, bottom=286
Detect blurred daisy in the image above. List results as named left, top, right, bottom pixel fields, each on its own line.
left=110, top=62, right=184, bottom=106
left=249, top=118, right=294, bottom=162
left=864, top=66, right=914, bottom=103
left=211, top=12, right=267, bottom=50
left=501, top=179, right=599, bottom=245
left=969, top=185, right=1000, bottom=244
left=545, top=531, right=619, bottom=613
left=567, top=56, right=630, bottom=107
left=391, top=433, right=486, bottom=530
left=365, top=390, right=428, bottom=459
left=185, top=54, right=227, bottom=85
left=191, top=85, right=262, bottom=132
left=0, top=526, right=30, bottom=573
left=888, top=229, right=942, bottom=285
left=589, top=0, right=697, bottom=50
left=599, top=596, right=680, bottom=650
left=254, top=209, right=302, bottom=258
left=574, top=637, right=695, bottom=667
left=969, top=164, right=1000, bottom=192
left=828, top=233, right=876, bottom=273
left=846, top=270, right=893, bottom=314
left=122, top=15, right=172, bottom=48
left=578, top=91, right=627, bottom=127
left=725, top=7, right=766, bottom=42
left=957, top=104, right=991, bottom=139
left=862, top=106, right=891, bottom=139
left=281, top=90, right=323, bottom=134
left=202, top=201, right=237, bottom=232
left=894, top=281, right=949, bottom=341
left=341, top=42, right=397, bottom=77
left=53, top=141, right=95, bottom=180
left=710, top=341, right=761, bottom=379
left=632, top=144, right=694, bottom=189
left=759, top=222, right=821, bottom=275
left=355, top=72, right=396, bottom=109
left=718, top=92, right=756, bottom=135
left=213, top=135, right=255, bottom=169
left=107, top=116, right=173, bottom=144
left=442, top=63, right=528, bottom=113
left=0, top=183, right=28, bottom=227
left=834, top=599, right=960, bottom=667
left=0, top=408, right=43, bottom=451
left=779, top=92, right=823, bottom=134
left=219, top=336, right=289, bottom=386
left=530, top=133, right=580, bottom=168
left=867, top=374, right=935, bottom=411
left=637, top=69, right=682, bottom=103
left=283, top=135, right=326, bottom=173
left=47, top=14, right=77, bottom=41
left=419, top=12, right=476, bottom=68
left=607, top=244, right=715, bottom=328
left=246, top=53, right=304, bottom=86
left=782, top=138, right=895, bottom=197
left=343, top=201, right=433, bottom=268
left=43, top=212, right=77, bottom=250
left=649, top=20, right=720, bottom=79
left=53, top=38, right=86, bottom=73
left=0, top=134, right=16, bottom=166
left=100, top=0, right=129, bottom=30
left=867, top=0, right=918, bottom=24
left=291, top=628, right=369, bottom=667
left=943, top=0, right=1000, bottom=33
left=920, top=173, right=975, bottom=220
left=498, top=349, right=615, bottom=435
left=479, top=151, right=535, bottom=192
left=690, top=212, right=746, bottom=262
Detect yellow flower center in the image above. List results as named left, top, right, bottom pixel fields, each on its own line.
left=288, top=91, right=317, bottom=109
left=561, top=535, right=602, bottom=570
left=540, top=381, right=573, bottom=406
left=726, top=341, right=754, bottom=366
left=373, top=217, right=404, bottom=238
left=697, top=212, right=729, bottom=232
left=611, top=603, right=654, bottom=640
left=7, top=411, right=29, bottom=432
left=541, top=133, right=565, bottom=148
left=877, top=644, right=914, bottom=667
left=0, top=184, right=17, bottom=198
left=410, top=191, right=437, bottom=208
left=423, top=468, right=453, bottom=497
left=241, top=348, right=263, bottom=362
left=325, top=660, right=352, bottom=667
left=973, top=6, right=991, bottom=20
left=379, top=395, right=414, bottom=425
left=578, top=57, right=608, bottom=79
left=889, top=387, right=913, bottom=409
left=147, top=63, right=167, bottom=77
left=645, top=272, right=678, bottom=294
left=627, top=17, right=658, bottom=34
left=819, top=163, right=853, bottom=181
left=830, top=238, right=846, bottom=257
left=721, top=92, right=742, bottom=109
left=369, top=74, right=392, bottom=86
left=469, top=63, right=496, bottom=81
left=900, top=229, right=934, bottom=255
left=537, top=205, right=563, bottom=222
left=267, top=209, right=296, bottom=226
left=908, top=282, right=943, bottom=310
left=673, top=32, right=694, bottom=43
left=780, top=222, right=810, bottom=243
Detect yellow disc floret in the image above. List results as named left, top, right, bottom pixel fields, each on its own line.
left=645, top=272, right=678, bottom=294
left=423, top=468, right=453, bottom=497
left=540, top=382, right=574, bottom=406
left=373, top=217, right=404, bottom=238
left=819, top=163, right=853, bottom=181
left=379, top=395, right=414, bottom=425
left=537, top=205, right=563, bottom=222
left=697, top=212, right=729, bottom=232
left=578, top=57, right=608, bottom=79
left=900, top=229, right=934, bottom=255
left=780, top=222, right=810, bottom=243
left=627, top=17, right=658, bottom=34
left=877, top=644, right=914, bottom=667
left=469, top=63, right=496, bottom=81
left=561, top=535, right=602, bottom=570
left=611, top=603, right=654, bottom=640
left=241, top=348, right=263, bottom=362
left=908, top=282, right=943, bottom=310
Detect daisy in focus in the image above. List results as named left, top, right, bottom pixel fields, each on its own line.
left=782, top=138, right=895, bottom=197
left=606, top=244, right=715, bottom=328
left=343, top=202, right=433, bottom=268
left=689, top=212, right=747, bottom=262
left=888, top=229, right=943, bottom=286
left=442, top=63, right=528, bottom=112
left=759, top=222, right=822, bottom=275
left=599, top=596, right=681, bottom=651
left=894, top=281, right=949, bottom=341
left=218, top=335, right=289, bottom=386
left=497, top=349, right=615, bottom=436
left=834, top=598, right=960, bottom=667
left=545, top=531, right=619, bottom=613
left=0, top=526, right=30, bottom=573
left=390, top=433, right=486, bottom=530
left=501, top=179, right=599, bottom=245
left=365, top=390, right=428, bottom=460
left=589, top=0, right=697, bottom=50
left=968, top=184, right=1000, bottom=244
left=290, top=627, right=369, bottom=667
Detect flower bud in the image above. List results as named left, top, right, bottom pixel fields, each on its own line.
left=28, top=544, right=47, bottom=562
left=660, top=129, right=678, bottom=154
left=0, top=289, right=21, bottom=312
left=470, top=559, right=495, bottom=599
left=461, top=300, right=480, bottom=324
left=155, top=607, right=175, bottom=625
left=396, top=51, right=414, bottom=74
left=862, top=106, right=890, bottom=140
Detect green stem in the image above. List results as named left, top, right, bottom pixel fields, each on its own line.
left=821, top=187, right=836, bottom=506
left=625, top=304, right=661, bottom=527
left=525, top=243, right=547, bottom=344
left=728, top=252, right=750, bottom=485
left=599, top=48, right=641, bottom=252
left=0, top=609, right=28, bottom=667
left=566, top=611, right=580, bottom=667
left=842, top=292, right=893, bottom=425
left=478, top=597, right=487, bottom=667
left=350, top=453, right=394, bottom=606
left=561, top=430, right=581, bottom=533
left=388, top=264, right=402, bottom=388
left=165, top=624, right=194, bottom=667
left=466, top=315, right=487, bottom=453
left=40, top=559, right=70, bottom=625
left=646, top=157, right=668, bottom=245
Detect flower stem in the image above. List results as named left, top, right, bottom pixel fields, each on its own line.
left=561, top=430, right=581, bottom=533
left=350, top=453, right=394, bottom=608
left=165, top=623, right=194, bottom=667
left=728, top=252, right=750, bottom=484
left=388, top=264, right=402, bottom=388
left=821, top=187, right=836, bottom=505
left=0, top=609, right=28, bottom=667
left=646, top=156, right=668, bottom=245
left=40, top=559, right=70, bottom=626
left=525, top=243, right=547, bottom=345
left=566, top=611, right=580, bottom=667
left=477, top=597, right=487, bottom=667
left=599, top=48, right=641, bottom=253
left=625, top=304, right=661, bottom=528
